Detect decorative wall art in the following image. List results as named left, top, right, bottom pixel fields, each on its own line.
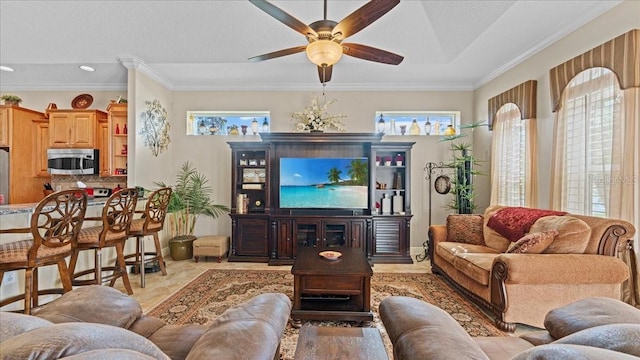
left=139, top=99, right=171, bottom=157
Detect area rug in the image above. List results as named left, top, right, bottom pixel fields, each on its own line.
left=147, top=269, right=505, bottom=359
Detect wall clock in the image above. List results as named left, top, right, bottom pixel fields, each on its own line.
left=434, top=175, right=451, bottom=194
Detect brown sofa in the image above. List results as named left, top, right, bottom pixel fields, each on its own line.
left=0, top=285, right=291, bottom=360
left=428, top=205, right=636, bottom=332
left=380, top=296, right=640, bottom=360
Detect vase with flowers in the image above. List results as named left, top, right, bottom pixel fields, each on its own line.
left=292, top=94, right=347, bottom=132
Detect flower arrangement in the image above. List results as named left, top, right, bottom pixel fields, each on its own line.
left=292, top=95, right=347, bottom=132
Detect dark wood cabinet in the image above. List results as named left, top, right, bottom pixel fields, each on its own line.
left=371, top=216, right=412, bottom=263
left=228, top=133, right=413, bottom=264
left=229, top=215, right=270, bottom=261
left=270, top=216, right=370, bottom=265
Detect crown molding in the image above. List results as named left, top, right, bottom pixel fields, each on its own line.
left=118, top=57, right=175, bottom=90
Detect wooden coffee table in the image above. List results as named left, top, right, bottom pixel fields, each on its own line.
left=291, top=247, right=373, bottom=326
left=294, top=326, right=388, bottom=360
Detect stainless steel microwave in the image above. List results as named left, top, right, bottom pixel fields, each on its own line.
left=47, top=148, right=99, bottom=175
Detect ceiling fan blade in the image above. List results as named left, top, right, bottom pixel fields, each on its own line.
left=332, top=0, right=400, bottom=39
left=249, top=0, right=317, bottom=37
left=318, top=65, right=333, bottom=83
left=249, top=45, right=308, bottom=62
left=342, top=43, right=403, bottom=65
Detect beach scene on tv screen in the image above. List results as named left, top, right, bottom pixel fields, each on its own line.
left=280, top=157, right=368, bottom=208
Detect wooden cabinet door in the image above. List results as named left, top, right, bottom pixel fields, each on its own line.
left=97, top=121, right=110, bottom=176
left=234, top=217, right=269, bottom=257
left=372, top=218, right=404, bottom=255
left=277, top=219, right=293, bottom=259
left=322, top=219, right=349, bottom=247
left=33, top=119, right=50, bottom=177
left=349, top=219, right=367, bottom=250
left=48, top=112, right=96, bottom=148
left=70, top=112, right=95, bottom=148
left=48, top=113, right=71, bottom=147
left=0, top=108, right=8, bottom=146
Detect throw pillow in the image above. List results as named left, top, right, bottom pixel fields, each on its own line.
left=446, top=214, right=485, bottom=245
left=482, top=205, right=511, bottom=252
left=507, top=229, right=559, bottom=254
left=529, top=215, right=591, bottom=254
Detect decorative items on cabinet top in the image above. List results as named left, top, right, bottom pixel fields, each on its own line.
left=375, top=111, right=460, bottom=136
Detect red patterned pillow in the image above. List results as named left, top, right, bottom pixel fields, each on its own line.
left=446, top=214, right=485, bottom=246
left=507, top=229, right=559, bottom=254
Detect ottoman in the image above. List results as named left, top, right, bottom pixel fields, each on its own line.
left=193, top=235, right=230, bottom=263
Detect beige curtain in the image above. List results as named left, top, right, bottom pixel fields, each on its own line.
left=550, top=69, right=639, bottom=306
left=618, top=87, right=639, bottom=306
left=490, top=103, right=537, bottom=207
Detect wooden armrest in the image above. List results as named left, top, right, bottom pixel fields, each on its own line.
left=0, top=227, right=31, bottom=234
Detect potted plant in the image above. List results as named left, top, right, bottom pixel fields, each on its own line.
left=440, top=122, right=486, bottom=214
left=1, top=94, right=22, bottom=106
left=155, top=161, right=229, bottom=259
left=395, top=154, right=404, bottom=166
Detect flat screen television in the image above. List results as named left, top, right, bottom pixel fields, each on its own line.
left=280, top=157, right=369, bottom=209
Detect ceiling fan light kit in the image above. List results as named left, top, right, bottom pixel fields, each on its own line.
left=249, top=0, right=403, bottom=83
left=306, top=40, right=343, bottom=66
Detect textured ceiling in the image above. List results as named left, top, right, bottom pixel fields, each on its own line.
left=0, top=0, right=622, bottom=91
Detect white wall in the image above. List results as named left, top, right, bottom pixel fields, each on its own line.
left=473, top=0, right=640, bottom=250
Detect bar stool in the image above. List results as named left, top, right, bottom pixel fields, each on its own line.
left=0, top=189, right=88, bottom=314
left=124, top=187, right=172, bottom=288
left=68, top=187, right=138, bottom=294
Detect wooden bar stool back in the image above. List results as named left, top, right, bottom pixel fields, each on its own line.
left=68, top=187, right=138, bottom=294
left=124, top=187, right=172, bottom=288
left=0, top=189, right=88, bottom=314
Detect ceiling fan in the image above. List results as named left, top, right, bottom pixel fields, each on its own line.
left=248, top=0, right=404, bottom=84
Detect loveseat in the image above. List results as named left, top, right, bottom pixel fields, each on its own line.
left=380, top=296, right=640, bottom=360
left=428, top=205, right=636, bottom=331
left=0, top=285, right=291, bottom=360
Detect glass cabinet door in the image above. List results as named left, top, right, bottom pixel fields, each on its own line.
left=295, top=223, right=319, bottom=248
left=323, top=222, right=347, bottom=247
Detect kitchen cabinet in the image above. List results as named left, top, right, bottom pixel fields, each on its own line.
left=32, top=119, right=50, bottom=177
left=0, top=109, right=8, bottom=146
left=107, top=103, right=128, bottom=177
left=0, top=105, right=50, bottom=204
left=47, top=109, right=106, bottom=148
left=97, top=120, right=110, bottom=177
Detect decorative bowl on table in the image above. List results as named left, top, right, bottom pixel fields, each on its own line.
left=319, top=250, right=342, bottom=260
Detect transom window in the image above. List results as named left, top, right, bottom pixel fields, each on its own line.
left=374, top=111, right=459, bottom=136
left=186, top=111, right=270, bottom=136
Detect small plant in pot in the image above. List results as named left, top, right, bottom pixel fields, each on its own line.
left=1, top=94, right=23, bottom=106
left=155, top=161, right=229, bottom=260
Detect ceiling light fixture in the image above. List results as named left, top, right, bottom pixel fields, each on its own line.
left=0, top=66, right=14, bottom=72
left=79, top=65, right=95, bottom=72
left=306, top=40, right=343, bottom=67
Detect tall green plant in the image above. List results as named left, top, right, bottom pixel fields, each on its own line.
left=155, top=161, right=229, bottom=237
left=440, top=122, right=485, bottom=214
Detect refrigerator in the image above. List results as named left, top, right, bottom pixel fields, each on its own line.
left=0, top=148, right=8, bottom=204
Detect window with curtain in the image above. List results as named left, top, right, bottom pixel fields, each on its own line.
left=553, top=67, right=622, bottom=217
left=491, top=103, right=529, bottom=206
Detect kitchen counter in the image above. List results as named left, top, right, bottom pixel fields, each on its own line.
left=0, top=198, right=109, bottom=215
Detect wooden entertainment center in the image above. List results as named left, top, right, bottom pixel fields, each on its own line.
left=228, top=133, right=414, bottom=265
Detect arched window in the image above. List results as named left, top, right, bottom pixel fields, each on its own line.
left=491, top=103, right=535, bottom=206
left=551, top=67, right=621, bottom=216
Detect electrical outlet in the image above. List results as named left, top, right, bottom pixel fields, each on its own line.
left=4, top=272, right=16, bottom=284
